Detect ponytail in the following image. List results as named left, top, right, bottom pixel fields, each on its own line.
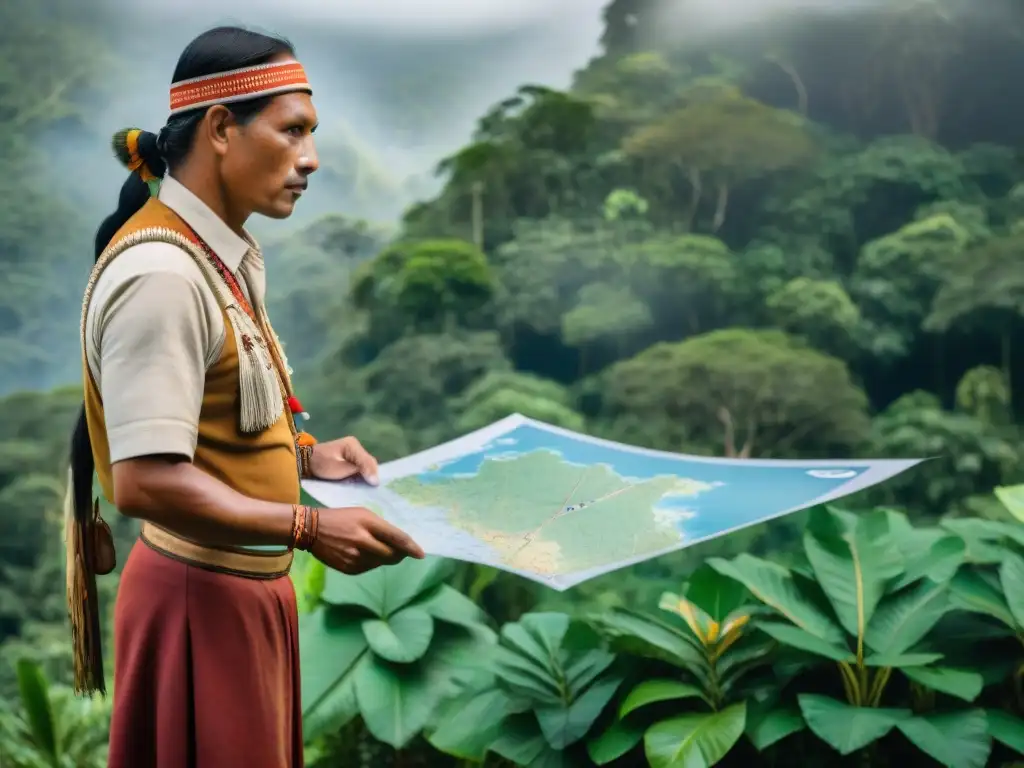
left=66, top=127, right=166, bottom=696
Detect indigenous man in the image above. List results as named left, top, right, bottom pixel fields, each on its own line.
left=65, top=25, right=424, bottom=768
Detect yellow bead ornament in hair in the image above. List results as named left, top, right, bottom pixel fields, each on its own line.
left=111, top=128, right=156, bottom=182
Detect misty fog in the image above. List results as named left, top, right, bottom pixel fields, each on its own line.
left=56, top=0, right=607, bottom=234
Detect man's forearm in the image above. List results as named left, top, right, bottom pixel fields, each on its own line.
left=112, top=457, right=295, bottom=547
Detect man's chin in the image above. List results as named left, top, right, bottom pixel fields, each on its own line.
left=257, top=199, right=298, bottom=220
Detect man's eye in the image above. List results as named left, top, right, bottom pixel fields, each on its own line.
left=287, top=126, right=305, bottom=137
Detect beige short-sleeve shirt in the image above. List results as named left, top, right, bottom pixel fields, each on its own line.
left=85, top=176, right=268, bottom=463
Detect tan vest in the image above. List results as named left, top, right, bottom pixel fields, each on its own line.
left=83, top=198, right=300, bottom=509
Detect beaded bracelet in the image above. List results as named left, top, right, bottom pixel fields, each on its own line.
left=290, top=504, right=320, bottom=551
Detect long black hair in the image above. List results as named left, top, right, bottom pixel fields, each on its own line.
left=71, top=25, right=296, bottom=535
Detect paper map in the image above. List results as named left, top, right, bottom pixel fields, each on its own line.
left=302, top=414, right=923, bottom=590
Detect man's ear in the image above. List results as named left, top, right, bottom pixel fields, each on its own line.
left=203, top=105, right=235, bottom=158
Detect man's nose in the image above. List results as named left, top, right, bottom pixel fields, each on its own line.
left=298, top=138, right=319, bottom=174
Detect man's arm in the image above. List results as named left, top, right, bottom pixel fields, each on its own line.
left=113, top=458, right=294, bottom=547
left=92, top=253, right=293, bottom=546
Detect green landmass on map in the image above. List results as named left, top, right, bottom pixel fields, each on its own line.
left=388, top=450, right=714, bottom=575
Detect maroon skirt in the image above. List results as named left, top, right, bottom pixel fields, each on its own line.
left=107, top=540, right=304, bottom=767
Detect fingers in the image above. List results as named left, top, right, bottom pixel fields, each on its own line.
left=367, top=515, right=425, bottom=559
left=340, top=436, right=379, bottom=486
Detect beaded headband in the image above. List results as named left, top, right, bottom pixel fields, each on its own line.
left=168, top=60, right=311, bottom=116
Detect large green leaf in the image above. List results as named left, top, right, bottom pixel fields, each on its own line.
left=863, top=652, right=943, bottom=667
left=353, top=658, right=439, bottom=748
left=995, top=484, right=1024, bottom=523
left=803, top=508, right=902, bottom=639
left=644, top=702, right=747, bottom=768
left=565, top=650, right=616, bottom=696
left=362, top=606, right=434, bottom=663
left=490, top=714, right=563, bottom=766
left=537, top=673, right=623, bottom=749
left=587, top=718, right=645, bottom=765
left=685, top=563, right=748, bottom=621
left=901, top=666, right=984, bottom=702
left=894, top=535, right=966, bottom=590
left=597, top=608, right=705, bottom=668
left=502, top=613, right=570, bottom=675
left=14, top=659, right=57, bottom=762
left=619, top=679, right=706, bottom=717
left=415, top=583, right=494, bottom=634
left=322, top=555, right=453, bottom=615
left=985, top=709, right=1024, bottom=753
left=299, top=606, right=369, bottom=714
left=709, top=555, right=845, bottom=643
left=998, top=551, right=1024, bottom=628
left=864, top=580, right=951, bottom=656
left=798, top=694, right=909, bottom=755
left=492, top=645, right=563, bottom=704
left=427, top=688, right=512, bottom=760
left=745, top=702, right=805, bottom=751
left=948, top=569, right=1017, bottom=628
left=896, top=710, right=991, bottom=768
left=757, top=622, right=852, bottom=662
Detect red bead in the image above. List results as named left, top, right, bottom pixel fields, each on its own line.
left=287, top=395, right=303, bottom=413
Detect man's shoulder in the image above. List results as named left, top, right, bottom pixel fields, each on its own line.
left=92, top=239, right=210, bottom=299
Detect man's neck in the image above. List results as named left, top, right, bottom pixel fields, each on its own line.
left=171, top=164, right=249, bottom=236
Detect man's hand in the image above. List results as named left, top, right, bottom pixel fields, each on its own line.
left=309, top=436, right=379, bottom=484
left=312, top=506, right=425, bottom=574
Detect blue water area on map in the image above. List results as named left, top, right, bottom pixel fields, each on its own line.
left=414, top=424, right=879, bottom=539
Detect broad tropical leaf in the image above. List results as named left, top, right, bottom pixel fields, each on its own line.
left=948, top=570, right=1017, bottom=628
left=803, top=508, right=902, bottom=638
left=536, top=674, right=623, bottom=749
left=416, top=583, right=494, bottom=633
left=708, top=555, right=845, bottom=643
left=745, top=702, right=805, bottom=751
left=427, top=688, right=512, bottom=761
left=353, top=657, right=439, bottom=748
left=619, top=679, right=706, bottom=717
left=361, top=605, right=434, bottom=663
left=588, top=717, right=645, bottom=765
left=757, top=622, right=852, bottom=662
left=894, top=534, right=966, bottom=590
left=300, top=607, right=369, bottom=713
left=864, top=580, right=951, bottom=656
left=644, top=702, right=747, bottom=768
left=901, top=666, right=984, bottom=702
left=995, top=484, right=1024, bottom=523
left=998, top=551, right=1024, bottom=628
left=597, top=608, right=705, bottom=668
left=798, top=694, right=909, bottom=754
left=896, top=710, right=991, bottom=768
left=985, top=709, right=1024, bottom=753
left=684, top=563, right=748, bottom=622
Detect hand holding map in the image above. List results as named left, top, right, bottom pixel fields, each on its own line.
left=302, top=414, right=923, bottom=590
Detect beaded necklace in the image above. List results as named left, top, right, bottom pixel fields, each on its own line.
left=186, top=228, right=311, bottom=436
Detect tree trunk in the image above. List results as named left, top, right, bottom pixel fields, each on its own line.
left=684, top=167, right=702, bottom=232
left=711, top=182, right=729, bottom=232
left=471, top=180, right=484, bottom=248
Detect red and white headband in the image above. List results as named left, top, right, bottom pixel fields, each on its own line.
left=168, top=60, right=311, bottom=116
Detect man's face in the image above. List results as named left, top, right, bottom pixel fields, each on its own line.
left=220, top=89, right=319, bottom=220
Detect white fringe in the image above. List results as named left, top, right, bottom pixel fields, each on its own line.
left=85, top=227, right=285, bottom=434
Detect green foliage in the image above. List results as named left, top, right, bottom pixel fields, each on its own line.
left=0, top=659, right=110, bottom=767
left=593, top=329, right=871, bottom=458
left=426, top=612, right=623, bottom=765
left=300, top=556, right=495, bottom=749
left=4, top=1, right=1024, bottom=765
